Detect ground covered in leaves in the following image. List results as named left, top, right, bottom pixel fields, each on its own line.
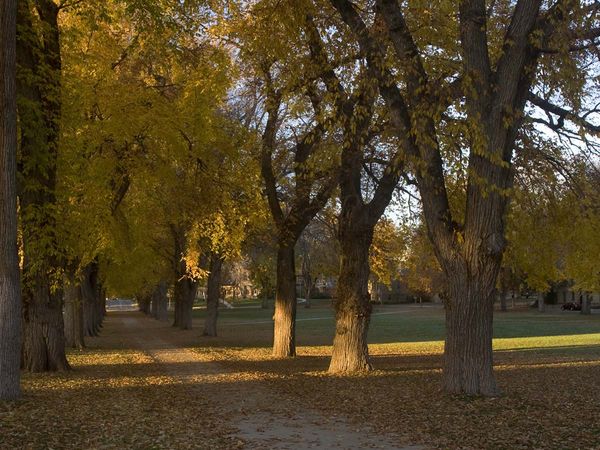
left=196, top=304, right=600, bottom=450
left=1, top=305, right=599, bottom=449
left=0, top=317, right=240, bottom=450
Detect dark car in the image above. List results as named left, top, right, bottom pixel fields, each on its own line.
left=561, top=302, right=582, bottom=311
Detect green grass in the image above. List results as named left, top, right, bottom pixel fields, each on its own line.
left=190, top=302, right=600, bottom=352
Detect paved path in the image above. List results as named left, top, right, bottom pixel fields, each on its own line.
left=119, top=313, right=423, bottom=450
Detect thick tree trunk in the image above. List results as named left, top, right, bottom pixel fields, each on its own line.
left=203, top=253, right=224, bottom=337
left=0, top=0, right=21, bottom=400
left=22, top=279, right=70, bottom=372
left=329, top=221, right=373, bottom=373
left=444, top=275, right=499, bottom=396
left=63, top=280, right=84, bottom=349
left=272, top=245, right=297, bottom=357
left=173, top=277, right=197, bottom=330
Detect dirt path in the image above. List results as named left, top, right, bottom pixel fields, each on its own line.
left=116, top=313, right=422, bottom=450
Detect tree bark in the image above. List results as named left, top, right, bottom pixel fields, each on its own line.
left=0, top=0, right=21, bottom=400
left=444, top=273, right=499, bottom=396
left=63, top=280, right=84, bottom=349
left=203, top=253, right=224, bottom=337
left=272, top=244, right=297, bottom=357
left=170, top=224, right=197, bottom=330
left=329, top=215, right=373, bottom=373
left=173, top=277, right=197, bottom=330
left=22, top=279, right=70, bottom=371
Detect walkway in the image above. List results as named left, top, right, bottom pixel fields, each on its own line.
left=113, top=312, right=422, bottom=450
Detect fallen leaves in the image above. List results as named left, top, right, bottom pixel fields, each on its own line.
left=2, top=310, right=599, bottom=450
left=0, top=325, right=239, bottom=450
left=194, top=332, right=600, bottom=449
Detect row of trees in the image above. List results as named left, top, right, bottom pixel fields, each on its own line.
left=1, top=0, right=599, bottom=400
left=230, top=0, right=599, bottom=395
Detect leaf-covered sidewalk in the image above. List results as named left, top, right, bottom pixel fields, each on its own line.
left=0, top=312, right=420, bottom=450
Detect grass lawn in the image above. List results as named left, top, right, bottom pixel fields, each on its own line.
left=192, top=300, right=600, bottom=348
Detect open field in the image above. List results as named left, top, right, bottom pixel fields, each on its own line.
left=2, top=306, right=599, bottom=449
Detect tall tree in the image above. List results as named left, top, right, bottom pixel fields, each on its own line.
left=260, top=76, right=338, bottom=357
left=17, top=0, right=69, bottom=371
left=321, top=0, right=599, bottom=394
left=304, top=13, right=408, bottom=372
left=227, top=3, right=341, bottom=356
left=0, top=0, right=21, bottom=400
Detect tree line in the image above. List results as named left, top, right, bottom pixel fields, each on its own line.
left=1, top=0, right=599, bottom=401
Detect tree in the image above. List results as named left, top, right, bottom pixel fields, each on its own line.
left=559, top=161, right=600, bottom=313
left=56, top=0, right=245, bottom=335
left=246, top=224, right=278, bottom=309
left=261, top=79, right=339, bottom=356
left=203, top=251, right=225, bottom=337
left=369, top=218, right=407, bottom=303
left=297, top=210, right=340, bottom=308
left=319, top=0, right=599, bottom=395
left=402, top=225, right=445, bottom=301
left=17, top=0, right=69, bottom=371
left=303, top=13, right=410, bottom=372
left=0, top=0, right=21, bottom=400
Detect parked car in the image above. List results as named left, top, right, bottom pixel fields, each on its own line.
left=561, top=302, right=581, bottom=311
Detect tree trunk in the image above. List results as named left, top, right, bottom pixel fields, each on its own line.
left=63, top=280, right=84, bottom=349
left=272, top=245, right=297, bottom=357
left=22, top=278, right=70, bottom=371
left=150, top=288, right=158, bottom=318
left=304, top=278, right=312, bottom=309
left=499, top=290, right=508, bottom=312
left=581, top=293, right=591, bottom=315
left=138, top=294, right=151, bottom=315
left=0, top=0, right=21, bottom=400
left=538, top=292, right=545, bottom=313
left=173, top=277, right=197, bottom=330
left=153, top=282, right=168, bottom=321
left=96, top=284, right=105, bottom=328
left=203, top=253, right=224, bottom=337
left=81, top=263, right=101, bottom=337
left=329, top=220, right=373, bottom=374
left=444, top=275, right=499, bottom=396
